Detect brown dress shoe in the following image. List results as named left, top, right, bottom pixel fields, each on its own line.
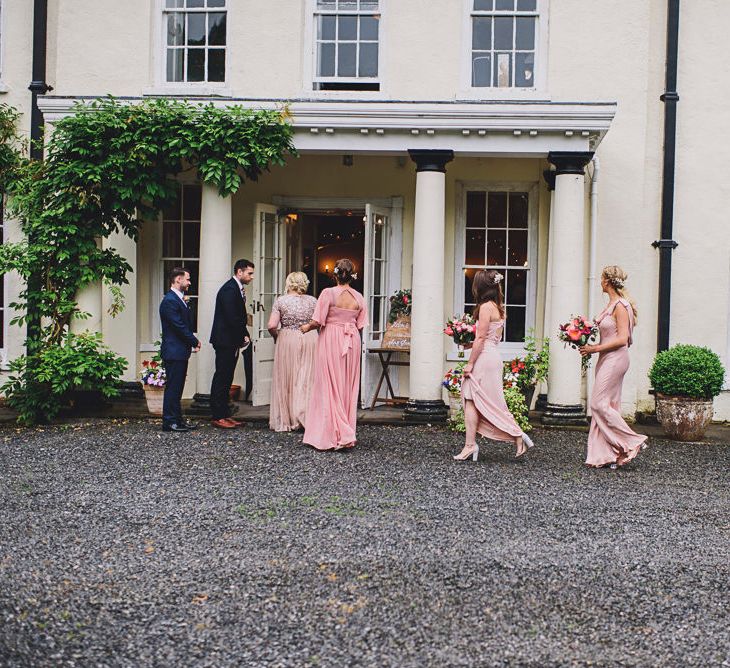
left=211, top=418, right=236, bottom=429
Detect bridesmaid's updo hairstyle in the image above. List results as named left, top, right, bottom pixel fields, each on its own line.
left=333, top=258, right=356, bottom=285
left=285, top=271, right=309, bottom=294
left=602, top=265, right=639, bottom=323
left=472, top=269, right=505, bottom=320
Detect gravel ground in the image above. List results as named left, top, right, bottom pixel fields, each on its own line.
left=0, top=419, right=728, bottom=667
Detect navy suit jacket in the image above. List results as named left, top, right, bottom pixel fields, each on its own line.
left=159, top=291, right=200, bottom=361
left=209, top=277, right=249, bottom=348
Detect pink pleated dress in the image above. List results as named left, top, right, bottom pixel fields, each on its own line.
left=461, top=318, right=523, bottom=442
left=303, top=286, right=367, bottom=451
left=585, top=298, right=647, bottom=467
left=268, top=294, right=318, bottom=432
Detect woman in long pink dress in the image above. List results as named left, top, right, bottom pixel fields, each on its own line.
left=580, top=266, right=647, bottom=468
left=454, top=269, right=534, bottom=462
left=301, top=259, right=367, bottom=451
left=267, top=272, right=318, bottom=432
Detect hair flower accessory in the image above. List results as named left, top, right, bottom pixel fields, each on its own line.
left=351, top=273, right=358, bottom=280
left=333, top=267, right=339, bottom=275
left=493, top=272, right=504, bottom=284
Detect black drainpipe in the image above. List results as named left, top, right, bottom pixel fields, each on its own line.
left=652, top=0, right=680, bottom=352
left=26, top=0, right=52, bottom=355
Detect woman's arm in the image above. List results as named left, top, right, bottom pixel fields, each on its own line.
left=463, top=304, right=495, bottom=376
left=580, top=303, right=630, bottom=356
left=299, top=320, right=321, bottom=334
left=267, top=303, right=280, bottom=342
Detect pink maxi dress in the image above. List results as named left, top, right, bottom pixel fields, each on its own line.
left=586, top=298, right=647, bottom=467
left=268, top=294, right=318, bottom=432
left=302, top=285, right=367, bottom=451
left=461, top=318, right=523, bottom=442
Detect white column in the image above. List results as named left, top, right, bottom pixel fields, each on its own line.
left=71, top=239, right=103, bottom=335
left=102, top=231, right=137, bottom=381
left=543, top=151, right=593, bottom=425
left=196, top=183, right=232, bottom=397
left=405, top=150, right=453, bottom=421
left=538, top=170, right=556, bottom=404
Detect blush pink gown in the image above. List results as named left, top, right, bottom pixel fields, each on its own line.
left=268, top=294, right=318, bottom=432
left=461, top=319, right=524, bottom=442
left=303, top=286, right=367, bottom=451
left=586, top=298, right=647, bottom=467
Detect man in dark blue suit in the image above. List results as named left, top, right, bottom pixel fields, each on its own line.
left=209, top=259, right=254, bottom=428
left=159, top=267, right=200, bottom=432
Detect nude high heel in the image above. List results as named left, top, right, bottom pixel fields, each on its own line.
left=454, top=444, right=479, bottom=462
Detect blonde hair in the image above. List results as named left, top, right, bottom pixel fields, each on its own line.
left=602, top=265, right=638, bottom=323
left=285, top=271, right=310, bottom=294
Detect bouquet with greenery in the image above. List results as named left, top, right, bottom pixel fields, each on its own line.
left=388, top=288, right=411, bottom=323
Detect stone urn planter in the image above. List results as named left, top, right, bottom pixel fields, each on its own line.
left=143, top=385, right=164, bottom=416
left=655, top=394, right=714, bottom=442
left=448, top=393, right=462, bottom=418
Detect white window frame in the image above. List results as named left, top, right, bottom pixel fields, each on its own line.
left=148, top=0, right=231, bottom=97
left=459, top=0, right=549, bottom=100
left=303, top=0, right=388, bottom=99
left=452, top=181, right=539, bottom=361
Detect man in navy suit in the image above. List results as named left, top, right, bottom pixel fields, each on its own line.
left=209, top=259, right=254, bottom=428
left=159, top=267, right=201, bottom=432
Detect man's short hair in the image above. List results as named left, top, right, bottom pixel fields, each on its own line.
left=234, top=259, right=255, bottom=274
left=168, top=266, right=189, bottom=286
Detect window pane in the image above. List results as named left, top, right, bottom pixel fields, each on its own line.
left=374, top=217, right=385, bottom=258
left=472, top=54, right=491, bottom=87
left=359, top=42, right=378, bottom=77
left=183, top=221, right=201, bottom=258
left=515, top=17, right=535, bottom=50
left=515, top=52, right=534, bottom=87
left=517, top=0, right=537, bottom=10
left=166, top=48, right=184, bottom=82
left=465, top=229, right=486, bottom=266
left=338, top=42, right=357, bottom=76
left=496, top=0, right=515, bottom=9
left=317, top=0, right=336, bottom=7
left=163, top=261, right=178, bottom=293
left=506, top=269, right=527, bottom=304
left=166, top=0, right=184, bottom=7
left=506, top=306, right=525, bottom=342
left=318, top=42, right=336, bottom=76
left=207, top=0, right=226, bottom=6
left=183, top=261, right=199, bottom=296
left=186, top=0, right=204, bottom=7
left=472, top=17, right=492, bottom=50
left=508, top=230, right=528, bottom=266
left=360, top=15, right=379, bottom=40
left=167, top=13, right=185, bottom=46
left=495, top=52, right=512, bottom=87
left=338, top=15, right=357, bottom=40
left=339, top=0, right=358, bottom=9
left=372, top=297, right=381, bottom=339
left=187, top=49, right=205, bottom=81
left=208, top=12, right=226, bottom=45
left=487, top=230, right=506, bottom=265
left=373, top=259, right=383, bottom=296
left=163, top=221, right=182, bottom=257
left=318, top=15, right=336, bottom=40
left=182, top=185, right=202, bottom=220
left=464, top=270, right=477, bottom=307
left=163, top=189, right=181, bottom=220
left=466, top=191, right=486, bottom=227
left=187, top=14, right=206, bottom=46
left=487, top=192, right=507, bottom=227
left=208, top=49, right=225, bottom=81
left=473, top=0, right=493, bottom=9
left=359, top=0, right=379, bottom=9
left=509, top=192, right=529, bottom=228
left=494, top=16, right=513, bottom=50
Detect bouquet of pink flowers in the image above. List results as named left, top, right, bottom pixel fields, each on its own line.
left=444, top=314, right=476, bottom=358
left=558, top=315, right=598, bottom=372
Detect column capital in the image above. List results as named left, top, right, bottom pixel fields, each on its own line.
left=548, top=151, right=594, bottom=176
left=542, top=168, right=556, bottom=191
left=408, top=149, right=454, bottom=173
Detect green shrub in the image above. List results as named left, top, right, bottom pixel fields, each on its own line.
left=649, top=344, right=725, bottom=399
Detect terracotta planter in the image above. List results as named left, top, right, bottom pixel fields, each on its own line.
left=143, top=385, right=164, bottom=416
left=655, top=393, right=714, bottom=441
left=382, top=315, right=411, bottom=350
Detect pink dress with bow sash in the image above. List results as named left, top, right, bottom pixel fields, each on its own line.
left=586, top=298, right=647, bottom=467
left=303, top=286, right=368, bottom=450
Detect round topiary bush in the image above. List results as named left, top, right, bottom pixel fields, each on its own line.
left=649, top=344, right=725, bottom=399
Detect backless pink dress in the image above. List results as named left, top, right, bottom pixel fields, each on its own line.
left=461, top=318, right=523, bottom=442
left=586, top=298, right=647, bottom=467
left=303, top=286, right=367, bottom=451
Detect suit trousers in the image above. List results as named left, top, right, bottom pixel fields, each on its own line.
left=210, top=346, right=239, bottom=419
left=162, top=359, right=189, bottom=427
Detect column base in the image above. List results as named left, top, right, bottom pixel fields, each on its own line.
left=541, top=403, right=587, bottom=426
left=187, top=393, right=239, bottom=417
left=403, top=399, right=448, bottom=423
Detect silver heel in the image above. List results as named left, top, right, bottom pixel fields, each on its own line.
left=472, top=445, right=479, bottom=462
left=521, top=432, right=535, bottom=449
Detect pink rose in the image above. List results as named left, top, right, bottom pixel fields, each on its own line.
left=445, top=327, right=454, bottom=336
left=567, top=327, right=582, bottom=342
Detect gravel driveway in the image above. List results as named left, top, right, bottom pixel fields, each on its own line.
left=1, top=420, right=728, bottom=667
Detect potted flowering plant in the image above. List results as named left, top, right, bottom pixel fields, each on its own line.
left=383, top=288, right=412, bottom=350
left=503, top=333, right=549, bottom=409
left=140, top=342, right=166, bottom=416
left=443, top=362, right=466, bottom=416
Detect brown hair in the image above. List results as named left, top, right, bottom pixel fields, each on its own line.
left=168, top=266, right=189, bottom=287
left=472, top=269, right=505, bottom=320
left=334, top=258, right=355, bottom=285
left=601, top=265, right=638, bottom=323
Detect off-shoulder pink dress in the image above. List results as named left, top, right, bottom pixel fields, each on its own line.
left=303, top=286, right=367, bottom=451
left=586, top=298, right=647, bottom=467
left=268, top=294, right=318, bottom=432
left=461, top=318, right=523, bottom=442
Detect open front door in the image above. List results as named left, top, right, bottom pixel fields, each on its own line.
left=361, top=204, right=392, bottom=408
left=251, top=204, right=285, bottom=406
